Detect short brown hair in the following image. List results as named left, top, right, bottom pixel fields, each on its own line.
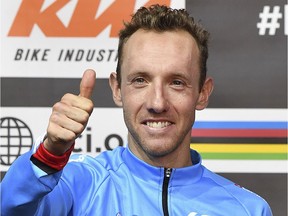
left=116, top=4, right=210, bottom=90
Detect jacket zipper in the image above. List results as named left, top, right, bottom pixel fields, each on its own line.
left=162, top=168, right=172, bottom=216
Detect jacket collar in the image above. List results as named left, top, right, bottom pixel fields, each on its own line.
left=122, top=147, right=204, bottom=186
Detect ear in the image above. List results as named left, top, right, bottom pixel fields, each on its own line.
left=196, top=77, right=214, bottom=110
left=109, top=72, right=123, bottom=107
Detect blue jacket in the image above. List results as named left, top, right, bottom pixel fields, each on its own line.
left=1, top=146, right=272, bottom=216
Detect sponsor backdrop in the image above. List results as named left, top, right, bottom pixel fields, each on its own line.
left=1, top=0, right=287, bottom=215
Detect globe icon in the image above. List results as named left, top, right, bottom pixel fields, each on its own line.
left=0, top=117, right=33, bottom=166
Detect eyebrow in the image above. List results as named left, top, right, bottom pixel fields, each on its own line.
left=126, top=71, right=149, bottom=81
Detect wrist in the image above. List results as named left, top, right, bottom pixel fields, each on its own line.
left=31, top=142, right=75, bottom=173
left=43, top=137, right=73, bottom=156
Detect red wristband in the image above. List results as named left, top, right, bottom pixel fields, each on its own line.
left=32, top=142, right=75, bottom=171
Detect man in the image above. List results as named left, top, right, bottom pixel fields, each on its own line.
left=1, top=4, right=272, bottom=216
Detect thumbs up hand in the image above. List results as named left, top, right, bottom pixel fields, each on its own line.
left=44, top=69, right=96, bottom=155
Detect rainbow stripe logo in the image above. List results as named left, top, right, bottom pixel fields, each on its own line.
left=190, top=121, right=287, bottom=160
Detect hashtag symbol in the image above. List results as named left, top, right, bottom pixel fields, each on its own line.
left=257, top=6, right=283, bottom=35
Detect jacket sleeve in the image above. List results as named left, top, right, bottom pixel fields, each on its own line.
left=1, top=136, right=73, bottom=216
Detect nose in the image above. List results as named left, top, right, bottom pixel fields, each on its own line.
left=146, top=82, right=169, bottom=114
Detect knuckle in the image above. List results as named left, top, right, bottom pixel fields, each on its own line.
left=52, top=101, right=62, bottom=111
left=61, top=93, right=72, bottom=100
left=85, top=100, right=94, bottom=114
left=61, top=93, right=75, bottom=104
left=76, top=124, right=85, bottom=134
left=50, top=112, right=61, bottom=123
left=83, top=112, right=90, bottom=121
left=78, top=112, right=89, bottom=125
left=71, top=123, right=84, bottom=137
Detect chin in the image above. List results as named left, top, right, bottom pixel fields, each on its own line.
left=142, top=144, right=177, bottom=158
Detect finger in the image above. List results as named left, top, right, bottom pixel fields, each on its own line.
left=53, top=100, right=90, bottom=124
left=79, top=69, right=96, bottom=99
left=60, top=93, right=94, bottom=115
left=51, top=113, right=85, bottom=136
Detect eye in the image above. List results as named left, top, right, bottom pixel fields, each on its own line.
left=131, top=77, right=147, bottom=87
left=172, top=79, right=184, bottom=86
left=134, top=77, right=145, bottom=84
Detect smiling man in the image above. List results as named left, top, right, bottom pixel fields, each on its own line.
left=110, top=29, right=212, bottom=168
left=2, top=4, right=272, bottom=216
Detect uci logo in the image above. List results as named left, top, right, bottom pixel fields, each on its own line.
left=8, top=0, right=171, bottom=37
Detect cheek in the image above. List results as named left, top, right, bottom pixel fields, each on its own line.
left=121, top=94, right=143, bottom=115
left=122, top=87, right=146, bottom=105
left=171, top=91, right=199, bottom=110
left=172, top=95, right=199, bottom=123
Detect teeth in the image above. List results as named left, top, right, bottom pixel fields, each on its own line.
left=146, top=122, right=170, bottom=128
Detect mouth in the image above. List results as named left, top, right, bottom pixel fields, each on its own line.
left=144, top=121, right=172, bottom=129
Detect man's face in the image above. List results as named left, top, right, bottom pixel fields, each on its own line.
left=110, top=29, right=212, bottom=167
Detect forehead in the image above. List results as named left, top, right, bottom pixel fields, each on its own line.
left=121, top=29, right=200, bottom=73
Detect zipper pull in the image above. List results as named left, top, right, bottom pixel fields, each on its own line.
left=165, top=168, right=172, bottom=178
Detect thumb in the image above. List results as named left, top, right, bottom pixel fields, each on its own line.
left=79, top=69, right=96, bottom=99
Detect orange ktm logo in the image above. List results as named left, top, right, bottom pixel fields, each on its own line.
left=8, top=0, right=171, bottom=37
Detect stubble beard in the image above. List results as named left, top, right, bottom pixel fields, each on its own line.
left=127, top=122, right=189, bottom=160
left=123, top=110, right=193, bottom=160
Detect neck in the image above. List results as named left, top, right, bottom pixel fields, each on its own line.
left=148, top=153, right=193, bottom=168
left=128, top=142, right=193, bottom=168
